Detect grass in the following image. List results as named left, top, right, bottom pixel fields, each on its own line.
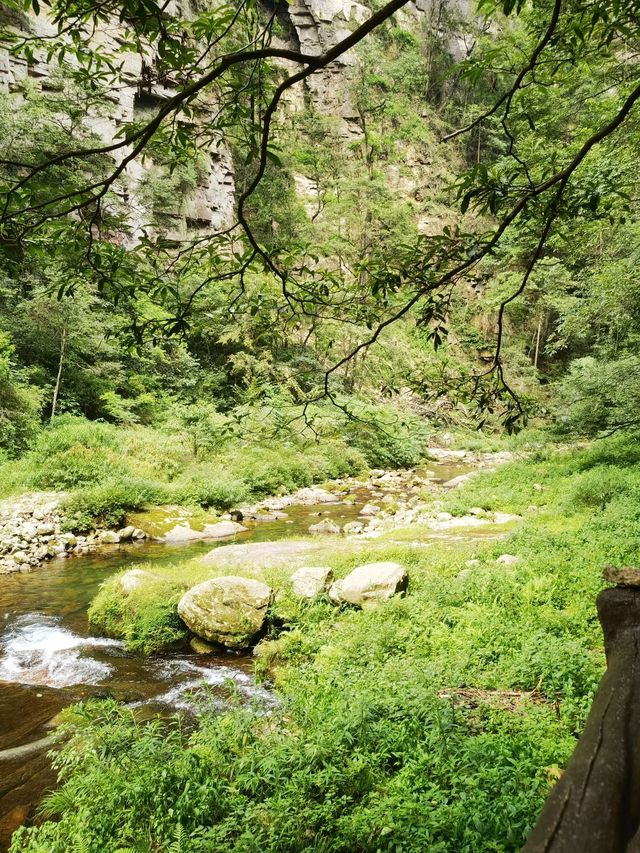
left=0, top=415, right=368, bottom=530
left=12, top=436, right=640, bottom=852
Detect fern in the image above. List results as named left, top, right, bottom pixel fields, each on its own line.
left=167, top=823, right=187, bottom=853
left=37, top=787, right=76, bottom=819
left=72, top=838, right=90, bottom=853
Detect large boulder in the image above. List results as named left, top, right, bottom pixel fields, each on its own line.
left=329, top=562, right=408, bottom=609
left=443, top=473, right=476, bottom=489
left=163, top=520, right=246, bottom=542
left=177, top=576, right=273, bottom=649
left=202, top=540, right=338, bottom=571
left=290, top=566, right=333, bottom=599
left=163, top=523, right=209, bottom=542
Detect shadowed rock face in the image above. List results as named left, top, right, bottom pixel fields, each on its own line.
left=525, top=586, right=640, bottom=853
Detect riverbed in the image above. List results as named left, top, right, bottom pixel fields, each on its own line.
left=0, top=458, right=499, bottom=849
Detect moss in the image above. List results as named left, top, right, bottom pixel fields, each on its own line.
left=88, top=566, right=188, bottom=653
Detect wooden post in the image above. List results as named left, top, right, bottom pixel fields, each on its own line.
left=524, top=565, right=640, bottom=852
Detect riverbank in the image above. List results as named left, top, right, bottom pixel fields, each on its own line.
left=9, top=436, right=637, bottom=851
left=1, top=453, right=489, bottom=847
left=9, top=436, right=625, bottom=852
left=0, top=448, right=516, bottom=575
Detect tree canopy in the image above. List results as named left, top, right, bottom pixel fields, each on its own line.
left=1, top=0, right=640, bottom=433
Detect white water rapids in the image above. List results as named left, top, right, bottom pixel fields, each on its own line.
left=0, top=612, right=275, bottom=711
left=0, top=613, right=119, bottom=688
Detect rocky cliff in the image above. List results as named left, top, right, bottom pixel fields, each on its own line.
left=0, top=0, right=472, bottom=238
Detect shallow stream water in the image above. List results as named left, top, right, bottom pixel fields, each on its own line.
left=0, top=460, right=480, bottom=848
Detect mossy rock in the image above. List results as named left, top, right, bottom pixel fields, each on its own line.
left=177, top=576, right=273, bottom=650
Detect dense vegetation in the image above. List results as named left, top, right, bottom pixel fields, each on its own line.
left=13, top=438, right=640, bottom=851
left=1, top=0, right=640, bottom=472
left=2, top=0, right=640, bottom=849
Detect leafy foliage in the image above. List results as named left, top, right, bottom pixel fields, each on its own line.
left=16, top=441, right=640, bottom=852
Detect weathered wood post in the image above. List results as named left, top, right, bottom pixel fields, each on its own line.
left=524, top=566, right=640, bottom=852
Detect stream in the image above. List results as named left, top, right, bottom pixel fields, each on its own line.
left=0, top=459, right=490, bottom=848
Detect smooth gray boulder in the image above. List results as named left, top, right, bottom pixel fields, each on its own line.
left=329, top=561, right=408, bottom=609
left=99, top=530, right=120, bottom=544
left=343, top=520, right=364, bottom=535
left=496, top=553, right=520, bottom=566
left=309, top=518, right=340, bottom=535
left=202, top=520, right=247, bottom=538
left=163, top=520, right=246, bottom=543
left=291, top=566, right=333, bottom=599
left=117, top=525, right=136, bottom=541
left=443, top=472, right=476, bottom=489
left=163, top=523, right=203, bottom=542
left=178, top=576, right=273, bottom=649
left=360, top=503, right=380, bottom=517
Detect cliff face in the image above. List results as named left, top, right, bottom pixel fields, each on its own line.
left=0, top=0, right=471, bottom=237
left=0, top=3, right=236, bottom=239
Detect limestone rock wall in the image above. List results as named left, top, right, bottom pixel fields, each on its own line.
left=0, top=0, right=472, bottom=236
left=280, top=0, right=473, bottom=136
left=0, top=9, right=235, bottom=240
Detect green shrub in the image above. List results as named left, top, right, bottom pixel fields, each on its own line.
left=0, top=362, right=42, bottom=458
left=88, top=565, right=187, bottom=653
left=303, top=441, right=366, bottom=480
left=63, top=478, right=170, bottom=531
left=238, top=446, right=314, bottom=494
left=345, top=405, right=429, bottom=468
left=563, top=466, right=631, bottom=511
left=119, top=426, right=192, bottom=481
left=228, top=441, right=363, bottom=497
left=172, top=465, right=249, bottom=508
left=573, top=433, right=640, bottom=471
left=26, top=416, right=123, bottom=489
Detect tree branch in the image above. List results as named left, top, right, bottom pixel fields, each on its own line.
left=442, top=0, right=563, bottom=143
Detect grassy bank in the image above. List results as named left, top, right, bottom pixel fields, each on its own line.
left=12, top=436, right=640, bottom=852
left=0, top=410, right=555, bottom=533
left=0, top=413, right=370, bottom=530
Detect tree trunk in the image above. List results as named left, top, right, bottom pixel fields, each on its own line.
left=534, top=315, right=543, bottom=369
left=50, top=326, right=66, bottom=423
